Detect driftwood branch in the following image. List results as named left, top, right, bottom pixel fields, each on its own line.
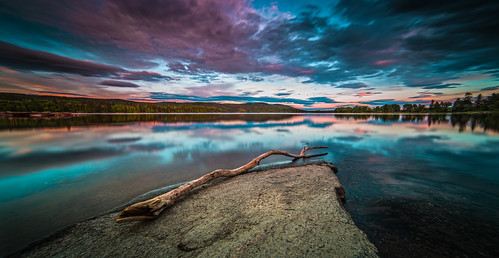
left=115, top=146, right=328, bottom=222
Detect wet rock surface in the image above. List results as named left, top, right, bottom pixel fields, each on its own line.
left=16, top=163, right=378, bottom=257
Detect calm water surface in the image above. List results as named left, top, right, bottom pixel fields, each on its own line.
left=0, top=113, right=498, bottom=256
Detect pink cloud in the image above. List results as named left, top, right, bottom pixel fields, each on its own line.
left=374, top=59, right=397, bottom=66
left=265, top=64, right=284, bottom=72
left=354, top=128, right=374, bottom=134
left=298, top=69, right=315, bottom=75
left=0, top=66, right=19, bottom=74
left=355, top=91, right=382, bottom=97
left=373, top=48, right=398, bottom=55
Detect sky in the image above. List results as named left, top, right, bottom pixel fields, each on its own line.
left=0, top=0, right=498, bottom=110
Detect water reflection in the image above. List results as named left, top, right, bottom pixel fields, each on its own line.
left=2, top=113, right=499, bottom=133
left=0, top=114, right=296, bottom=131
left=0, top=113, right=498, bottom=256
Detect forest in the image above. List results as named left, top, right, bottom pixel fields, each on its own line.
left=0, top=93, right=302, bottom=113
left=333, top=92, right=499, bottom=113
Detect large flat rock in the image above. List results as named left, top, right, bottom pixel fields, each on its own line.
left=16, top=163, right=378, bottom=257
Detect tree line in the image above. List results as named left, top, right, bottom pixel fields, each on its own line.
left=333, top=92, right=499, bottom=113
left=1, top=92, right=497, bottom=114
left=0, top=93, right=302, bottom=113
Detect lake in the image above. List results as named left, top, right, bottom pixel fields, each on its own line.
left=1, top=113, right=498, bottom=256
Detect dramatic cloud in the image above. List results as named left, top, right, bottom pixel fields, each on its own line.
left=116, top=71, right=175, bottom=81
left=0, top=41, right=125, bottom=77
left=360, top=99, right=398, bottom=105
left=355, top=91, right=382, bottom=97
left=481, top=86, right=499, bottom=91
left=149, top=92, right=337, bottom=106
left=308, top=97, right=337, bottom=103
left=60, top=0, right=265, bottom=74
left=100, top=80, right=140, bottom=88
left=36, top=91, right=87, bottom=97
left=0, top=0, right=497, bottom=107
left=406, top=82, right=460, bottom=89
left=409, top=91, right=444, bottom=99
left=237, top=75, right=265, bottom=82
left=361, top=99, right=429, bottom=105
left=336, top=83, right=369, bottom=89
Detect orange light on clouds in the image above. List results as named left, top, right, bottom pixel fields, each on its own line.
left=0, top=66, right=19, bottom=73
left=374, top=59, right=397, bottom=66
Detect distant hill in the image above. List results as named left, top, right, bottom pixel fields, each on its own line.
left=0, top=92, right=305, bottom=113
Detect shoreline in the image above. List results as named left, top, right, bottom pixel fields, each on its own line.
left=6, top=160, right=331, bottom=255
left=0, top=112, right=84, bottom=119
left=10, top=161, right=378, bottom=257
left=1, top=111, right=495, bottom=118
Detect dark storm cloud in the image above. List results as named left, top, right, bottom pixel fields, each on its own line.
left=149, top=92, right=337, bottom=106
left=99, top=80, right=140, bottom=88
left=0, top=41, right=125, bottom=76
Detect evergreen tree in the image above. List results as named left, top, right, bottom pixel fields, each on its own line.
left=441, top=102, right=452, bottom=112
left=463, top=92, right=474, bottom=111
left=485, top=93, right=499, bottom=111
left=429, top=100, right=435, bottom=112
left=403, top=103, right=413, bottom=112
left=452, top=98, right=464, bottom=112
left=475, top=94, right=485, bottom=111
left=433, top=101, right=441, bottom=112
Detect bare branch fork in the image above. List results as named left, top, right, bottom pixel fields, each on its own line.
left=115, top=146, right=328, bottom=222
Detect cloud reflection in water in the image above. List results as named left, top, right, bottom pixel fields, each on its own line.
left=0, top=113, right=498, bottom=255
